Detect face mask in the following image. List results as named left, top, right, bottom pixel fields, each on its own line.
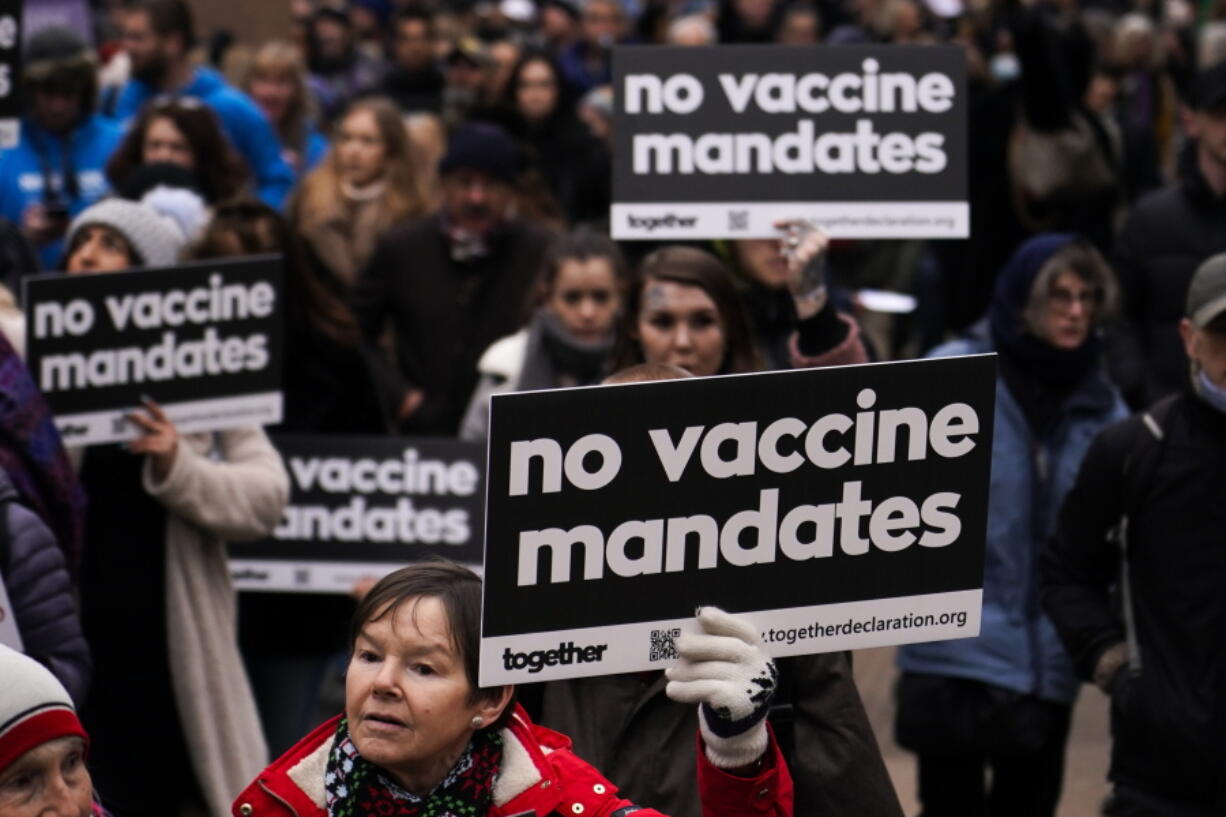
left=1195, top=368, right=1226, bottom=414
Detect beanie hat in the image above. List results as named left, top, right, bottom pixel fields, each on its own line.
left=439, top=122, right=520, bottom=183
left=24, top=26, right=95, bottom=81
left=66, top=198, right=187, bottom=268
left=0, top=645, right=88, bottom=774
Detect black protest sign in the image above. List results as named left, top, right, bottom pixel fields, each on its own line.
left=230, top=435, right=486, bottom=593
left=611, top=44, right=968, bottom=240
left=0, top=0, right=20, bottom=149
left=479, top=356, right=994, bottom=685
left=23, top=255, right=283, bottom=445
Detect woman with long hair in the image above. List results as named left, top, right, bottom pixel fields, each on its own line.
left=496, top=49, right=610, bottom=226
left=242, top=41, right=329, bottom=178
left=291, top=96, right=430, bottom=287
left=546, top=234, right=900, bottom=817
left=105, top=98, right=250, bottom=205
left=62, top=197, right=290, bottom=817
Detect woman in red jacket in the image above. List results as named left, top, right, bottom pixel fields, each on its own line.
left=233, top=561, right=793, bottom=817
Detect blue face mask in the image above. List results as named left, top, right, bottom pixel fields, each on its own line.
left=1196, top=369, right=1226, bottom=414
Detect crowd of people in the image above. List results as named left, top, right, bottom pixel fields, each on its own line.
left=0, top=0, right=1225, bottom=815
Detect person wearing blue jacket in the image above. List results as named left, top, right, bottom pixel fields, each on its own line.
left=0, top=27, right=123, bottom=271
left=895, top=234, right=1128, bottom=817
left=109, top=0, right=294, bottom=209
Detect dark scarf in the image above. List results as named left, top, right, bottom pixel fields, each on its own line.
left=325, top=718, right=502, bottom=817
left=0, top=333, right=86, bottom=572
left=987, top=233, right=1101, bottom=434
left=517, top=310, right=613, bottom=392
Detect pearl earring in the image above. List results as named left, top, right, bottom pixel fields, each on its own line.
left=471, top=716, right=484, bottom=729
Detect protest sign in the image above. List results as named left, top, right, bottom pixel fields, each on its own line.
left=610, top=44, right=967, bottom=240
left=231, top=435, right=486, bottom=593
left=479, top=355, right=994, bottom=685
left=0, top=0, right=20, bottom=149
left=23, top=255, right=284, bottom=446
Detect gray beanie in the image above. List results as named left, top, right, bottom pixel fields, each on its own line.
left=66, top=198, right=187, bottom=268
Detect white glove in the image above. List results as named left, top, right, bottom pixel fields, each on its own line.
left=665, top=606, right=779, bottom=769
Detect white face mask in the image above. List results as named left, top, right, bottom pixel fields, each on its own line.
left=1196, top=368, right=1226, bottom=414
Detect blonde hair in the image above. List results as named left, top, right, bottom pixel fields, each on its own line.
left=294, top=97, right=430, bottom=231
left=242, top=41, right=315, bottom=153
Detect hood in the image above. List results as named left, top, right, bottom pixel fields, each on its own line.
left=988, top=233, right=1102, bottom=385
left=181, top=66, right=225, bottom=98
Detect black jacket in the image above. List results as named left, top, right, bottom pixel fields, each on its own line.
left=1040, top=390, right=1226, bottom=810
left=1110, top=155, right=1226, bottom=409
left=0, top=467, right=89, bottom=703
left=540, top=653, right=904, bottom=817
left=352, top=214, right=553, bottom=435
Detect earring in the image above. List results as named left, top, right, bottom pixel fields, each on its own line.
left=470, top=716, right=484, bottom=729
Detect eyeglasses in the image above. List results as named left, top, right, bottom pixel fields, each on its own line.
left=1049, top=287, right=1103, bottom=310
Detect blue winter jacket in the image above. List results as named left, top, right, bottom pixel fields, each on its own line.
left=111, top=66, right=295, bottom=209
left=897, top=336, right=1127, bottom=704
left=0, top=466, right=90, bottom=704
left=0, top=115, right=123, bottom=269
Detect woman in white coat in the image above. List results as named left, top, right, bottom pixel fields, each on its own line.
left=62, top=197, right=290, bottom=817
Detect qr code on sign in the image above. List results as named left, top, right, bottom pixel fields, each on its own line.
left=649, top=628, right=681, bottom=661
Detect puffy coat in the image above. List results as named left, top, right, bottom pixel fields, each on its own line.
left=232, top=708, right=793, bottom=817
left=897, top=336, right=1127, bottom=704
left=1042, top=389, right=1226, bottom=810
left=0, top=466, right=89, bottom=703
left=0, top=115, right=123, bottom=268
left=111, top=67, right=295, bottom=209
left=1110, top=155, right=1226, bottom=409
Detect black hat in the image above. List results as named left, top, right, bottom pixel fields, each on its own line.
left=1191, top=61, right=1226, bottom=111
left=438, top=122, right=520, bottom=182
left=24, top=26, right=94, bottom=82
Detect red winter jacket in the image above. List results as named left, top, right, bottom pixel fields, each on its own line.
left=232, top=707, right=792, bottom=817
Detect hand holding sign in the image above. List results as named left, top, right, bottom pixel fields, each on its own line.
left=776, top=219, right=829, bottom=319
left=127, top=397, right=179, bottom=481
left=666, top=606, right=779, bottom=769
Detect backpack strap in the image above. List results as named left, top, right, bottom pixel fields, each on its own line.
left=1113, top=393, right=1178, bottom=675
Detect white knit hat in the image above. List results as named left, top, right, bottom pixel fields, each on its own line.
left=66, top=197, right=187, bottom=268
left=0, top=645, right=88, bottom=773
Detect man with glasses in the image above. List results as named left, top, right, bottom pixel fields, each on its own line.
left=352, top=122, right=552, bottom=436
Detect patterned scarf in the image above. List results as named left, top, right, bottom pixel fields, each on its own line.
left=0, top=333, right=86, bottom=573
left=325, top=718, right=502, bottom=817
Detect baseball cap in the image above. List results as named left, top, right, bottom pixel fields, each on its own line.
left=1186, top=253, right=1226, bottom=328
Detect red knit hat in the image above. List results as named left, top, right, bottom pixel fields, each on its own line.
left=0, top=645, right=88, bottom=774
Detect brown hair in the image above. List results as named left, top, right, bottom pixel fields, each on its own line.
left=524, top=226, right=630, bottom=320
left=241, top=41, right=316, bottom=156
left=187, top=197, right=359, bottom=345
left=105, top=98, right=249, bottom=204
left=350, top=561, right=516, bottom=728
left=293, top=97, right=430, bottom=232
left=613, top=245, right=764, bottom=375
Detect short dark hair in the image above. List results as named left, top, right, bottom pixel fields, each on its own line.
left=125, top=0, right=196, bottom=49
left=526, top=225, right=629, bottom=318
left=350, top=561, right=516, bottom=728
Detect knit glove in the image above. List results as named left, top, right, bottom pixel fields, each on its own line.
left=664, top=606, right=779, bottom=769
